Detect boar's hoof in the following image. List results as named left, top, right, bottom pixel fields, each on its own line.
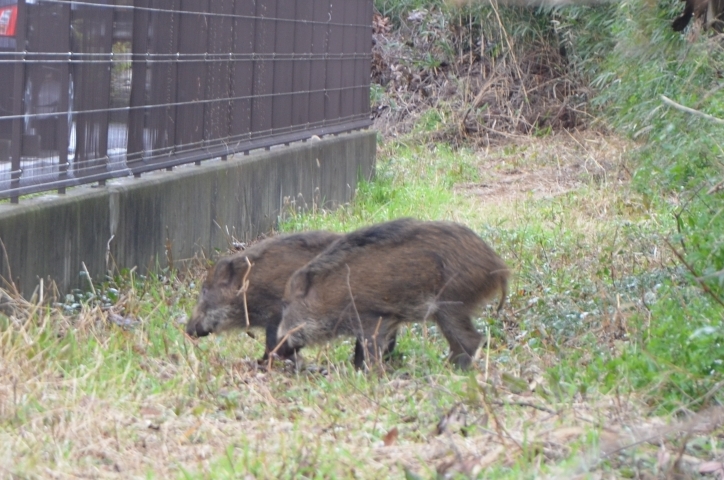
left=451, top=353, right=474, bottom=371
left=260, top=346, right=303, bottom=368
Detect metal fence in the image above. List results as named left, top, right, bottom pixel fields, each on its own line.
left=0, top=0, right=372, bottom=203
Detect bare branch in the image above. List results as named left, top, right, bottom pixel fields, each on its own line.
left=707, top=178, right=724, bottom=195
left=661, top=95, right=724, bottom=126
left=697, top=268, right=724, bottom=282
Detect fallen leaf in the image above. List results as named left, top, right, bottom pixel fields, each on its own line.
left=182, top=421, right=202, bottom=442
left=699, top=461, right=724, bottom=474
left=383, top=427, right=398, bottom=446
left=140, top=407, right=162, bottom=417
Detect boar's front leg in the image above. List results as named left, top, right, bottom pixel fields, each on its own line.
left=262, top=322, right=300, bottom=363
left=436, top=305, right=483, bottom=371
left=353, top=327, right=398, bottom=370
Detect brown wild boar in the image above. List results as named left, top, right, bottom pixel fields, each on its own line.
left=672, top=0, right=724, bottom=31
left=186, top=231, right=341, bottom=361
left=278, top=218, right=510, bottom=370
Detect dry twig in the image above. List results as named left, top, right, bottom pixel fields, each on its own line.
left=661, top=95, right=724, bottom=126
left=236, top=257, right=253, bottom=328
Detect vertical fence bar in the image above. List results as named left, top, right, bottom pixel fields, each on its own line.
left=97, top=4, right=114, bottom=172
left=292, top=1, right=313, bottom=130
left=144, top=0, right=180, bottom=164
left=308, top=0, right=330, bottom=129
left=340, top=1, right=357, bottom=123
left=56, top=3, right=71, bottom=193
left=204, top=0, right=234, bottom=149
left=355, top=0, right=372, bottom=123
left=229, top=0, right=256, bottom=145
left=108, top=2, right=134, bottom=179
left=355, top=0, right=368, bottom=122
left=21, top=2, right=71, bottom=191
left=365, top=0, right=373, bottom=118
left=251, top=0, right=277, bottom=138
left=168, top=0, right=182, bottom=159
left=127, top=0, right=149, bottom=171
left=325, top=1, right=343, bottom=126
left=272, top=0, right=295, bottom=135
left=174, top=0, right=209, bottom=157
left=71, top=0, right=114, bottom=179
left=9, top=0, right=26, bottom=203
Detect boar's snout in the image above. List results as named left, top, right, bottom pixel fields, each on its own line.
left=186, top=305, right=214, bottom=337
left=186, top=319, right=211, bottom=338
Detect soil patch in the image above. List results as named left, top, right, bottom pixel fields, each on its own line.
left=456, top=132, right=633, bottom=204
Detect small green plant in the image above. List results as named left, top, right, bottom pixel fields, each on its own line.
left=370, top=82, right=385, bottom=107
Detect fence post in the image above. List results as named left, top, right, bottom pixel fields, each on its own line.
left=272, top=0, right=296, bottom=136
left=127, top=0, right=150, bottom=176
left=251, top=0, right=277, bottom=138
left=309, top=0, right=330, bottom=130
left=9, top=0, right=26, bottom=204
left=57, top=3, right=71, bottom=194
left=174, top=0, right=210, bottom=160
left=71, top=1, right=115, bottom=178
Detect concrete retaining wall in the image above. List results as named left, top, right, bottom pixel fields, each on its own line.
left=0, top=131, right=376, bottom=297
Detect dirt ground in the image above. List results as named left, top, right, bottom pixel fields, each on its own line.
left=455, top=132, right=632, bottom=204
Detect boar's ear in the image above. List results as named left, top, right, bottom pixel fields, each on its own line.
left=288, top=270, right=312, bottom=298
left=212, top=257, right=236, bottom=287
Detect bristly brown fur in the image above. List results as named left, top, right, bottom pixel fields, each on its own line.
left=279, top=218, right=511, bottom=370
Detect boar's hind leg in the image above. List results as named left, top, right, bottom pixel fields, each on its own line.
left=262, top=322, right=298, bottom=362
left=436, top=307, right=482, bottom=370
left=353, top=330, right=398, bottom=369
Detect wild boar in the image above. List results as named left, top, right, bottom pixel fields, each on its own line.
left=278, top=218, right=510, bottom=370
left=186, top=231, right=341, bottom=361
left=672, top=0, right=724, bottom=31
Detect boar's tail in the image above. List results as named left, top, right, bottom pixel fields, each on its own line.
left=496, top=273, right=508, bottom=313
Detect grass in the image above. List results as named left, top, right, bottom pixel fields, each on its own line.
left=2, top=132, right=722, bottom=478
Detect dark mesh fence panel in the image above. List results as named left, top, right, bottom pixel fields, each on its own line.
left=0, top=0, right=372, bottom=202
